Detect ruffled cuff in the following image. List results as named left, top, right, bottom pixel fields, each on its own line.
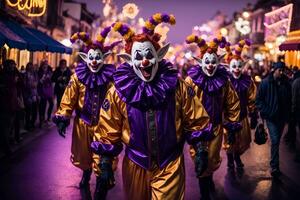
left=186, top=123, right=214, bottom=145
left=91, top=141, right=123, bottom=157
left=223, top=122, right=242, bottom=133
left=52, top=115, right=70, bottom=127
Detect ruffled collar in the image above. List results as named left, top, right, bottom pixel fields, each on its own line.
left=75, top=63, right=115, bottom=89
left=187, top=65, right=229, bottom=93
left=113, top=59, right=178, bottom=110
left=229, top=74, right=251, bottom=93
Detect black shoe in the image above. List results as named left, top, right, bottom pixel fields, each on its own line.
left=79, top=169, right=92, bottom=188
left=271, top=168, right=281, bottom=178
left=227, top=153, right=234, bottom=169
left=199, top=177, right=211, bottom=200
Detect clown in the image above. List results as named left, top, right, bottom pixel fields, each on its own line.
left=52, top=27, right=118, bottom=189
left=91, top=13, right=213, bottom=200
left=223, top=39, right=257, bottom=171
left=185, top=35, right=241, bottom=200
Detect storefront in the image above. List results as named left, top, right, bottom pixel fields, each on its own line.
left=0, top=16, right=72, bottom=69
left=279, top=30, right=300, bottom=68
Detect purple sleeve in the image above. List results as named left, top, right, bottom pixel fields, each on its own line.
left=223, top=122, right=242, bottom=133
left=52, top=115, right=70, bottom=127
left=186, top=123, right=214, bottom=145
left=91, top=141, right=123, bottom=157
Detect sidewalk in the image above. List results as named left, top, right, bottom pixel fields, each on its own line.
left=0, top=122, right=55, bottom=160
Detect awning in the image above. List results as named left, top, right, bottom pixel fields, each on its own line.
left=1, top=18, right=47, bottom=51
left=0, top=17, right=72, bottom=54
left=279, top=30, right=300, bottom=51
left=279, top=41, right=300, bottom=51
left=0, top=20, right=27, bottom=50
left=26, top=28, right=72, bottom=54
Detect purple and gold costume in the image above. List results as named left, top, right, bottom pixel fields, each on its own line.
left=185, top=66, right=241, bottom=177
left=53, top=63, right=115, bottom=170
left=92, top=60, right=212, bottom=200
left=223, top=74, right=256, bottom=154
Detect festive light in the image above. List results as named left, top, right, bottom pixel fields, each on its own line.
left=242, top=11, right=250, bottom=18
left=220, top=28, right=228, bottom=36
left=6, top=0, right=47, bottom=17
left=235, top=17, right=251, bottom=35
left=122, top=3, right=139, bottom=19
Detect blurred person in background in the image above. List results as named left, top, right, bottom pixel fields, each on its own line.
left=255, top=61, right=292, bottom=178
left=0, top=59, right=19, bottom=156
left=24, top=62, right=39, bottom=130
left=52, top=59, right=71, bottom=108
left=38, top=60, right=54, bottom=128
left=291, top=68, right=300, bottom=162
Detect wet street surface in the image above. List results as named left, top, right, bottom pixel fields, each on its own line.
left=1, top=122, right=300, bottom=200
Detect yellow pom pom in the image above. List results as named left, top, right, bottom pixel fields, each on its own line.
left=113, top=22, right=123, bottom=31
left=208, top=41, right=217, bottom=48
left=124, top=30, right=134, bottom=41
left=153, top=13, right=162, bottom=23
left=236, top=46, right=242, bottom=52
left=145, top=21, right=156, bottom=30
left=239, top=40, right=245, bottom=46
left=186, top=34, right=196, bottom=43
left=96, top=35, right=104, bottom=43
left=169, top=14, right=176, bottom=25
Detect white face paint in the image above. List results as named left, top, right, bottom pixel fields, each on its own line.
left=118, top=41, right=170, bottom=82
left=201, top=52, right=219, bottom=76
left=79, top=49, right=111, bottom=73
left=229, top=58, right=243, bottom=79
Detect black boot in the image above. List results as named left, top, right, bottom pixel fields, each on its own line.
left=227, top=153, right=234, bottom=169
left=199, top=177, right=211, bottom=200
left=79, top=169, right=92, bottom=188
left=234, top=153, right=244, bottom=169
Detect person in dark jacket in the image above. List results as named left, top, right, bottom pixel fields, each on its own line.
left=255, top=61, right=292, bottom=178
left=284, top=69, right=300, bottom=149
left=0, top=59, right=19, bottom=156
left=51, top=59, right=71, bottom=108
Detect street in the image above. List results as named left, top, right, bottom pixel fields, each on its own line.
left=0, top=122, right=300, bottom=200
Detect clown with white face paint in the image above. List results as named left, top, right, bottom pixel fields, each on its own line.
left=91, top=13, right=213, bottom=200
left=52, top=27, right=119, bottom=193
left=223, top=39, right=257, bottom=172
left=185, top=34, right=241, bottom=200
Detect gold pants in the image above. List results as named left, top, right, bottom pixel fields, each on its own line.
left=70, top=116, right=98, bottom=170
left=122, top=155, right=185, bottom=200
left=223, top=118, right=251, bottom=155
left=190, top=129, right=223, bottom=177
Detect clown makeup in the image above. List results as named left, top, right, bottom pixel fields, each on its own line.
left=79, top=49, right=111, bottom=73
left=118, top=41, right=170, bottom=82
left=229, top=58, right=243, bottom=79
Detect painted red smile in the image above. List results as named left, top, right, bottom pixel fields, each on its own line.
left=139, top=65, right=153, bottom=79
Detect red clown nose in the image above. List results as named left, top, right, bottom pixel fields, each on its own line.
left=142, top=59, right=150, bottom=66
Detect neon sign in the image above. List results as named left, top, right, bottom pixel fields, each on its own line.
left=6, top=0, right=47, bottom=17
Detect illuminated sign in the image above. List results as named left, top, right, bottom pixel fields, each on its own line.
left=6, top=0, right=47, bottom=17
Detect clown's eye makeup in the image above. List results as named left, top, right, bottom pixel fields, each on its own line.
left=135, top=52, right=143, bottom=60
left=146, top=51, right=153, bottom=59
left=211, top=59, right=216, bottom=64
left=95, top=54, right=101, bottom=60
left=205, top=59, right=210, bottom=64
left=232, top=65, right=236, bottom=68
left=89, top=55, right=93, bottom=60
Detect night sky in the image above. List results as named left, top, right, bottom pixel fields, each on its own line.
left=75, top=0, right=255, bottom=43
